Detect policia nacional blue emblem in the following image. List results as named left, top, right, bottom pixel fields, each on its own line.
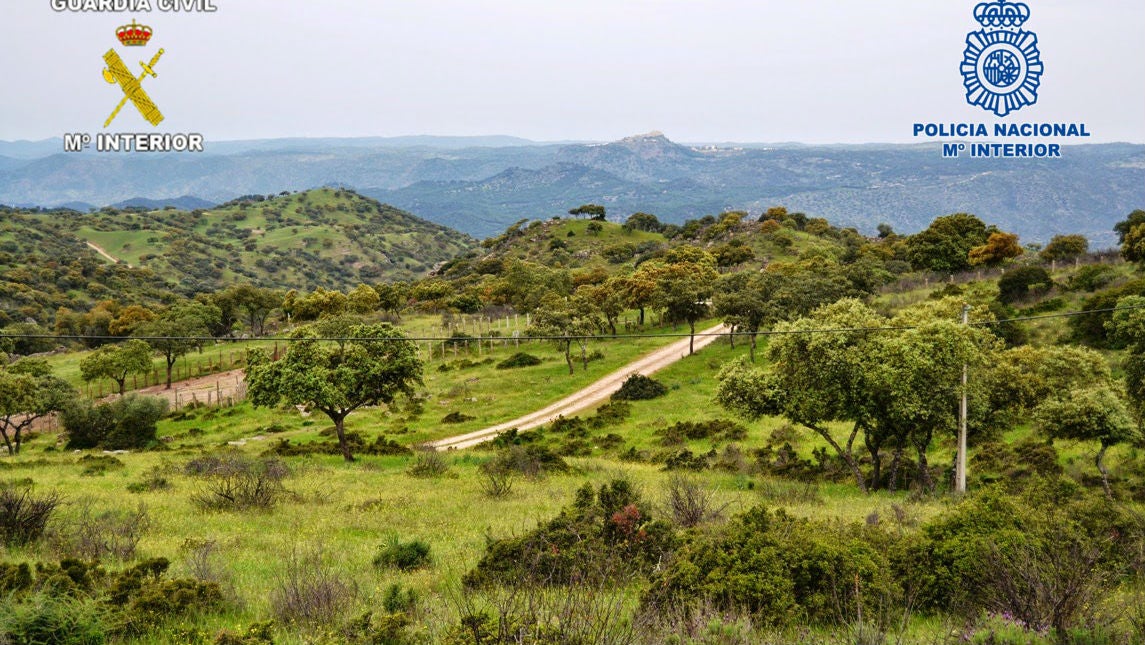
left=961, top=0, right=1043, bottom=117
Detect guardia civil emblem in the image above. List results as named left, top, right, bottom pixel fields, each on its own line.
left=961, top=0, right=1043, bottom=117
left=102, top=19, right=166, bottom=128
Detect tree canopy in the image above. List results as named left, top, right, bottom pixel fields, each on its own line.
left=0, top=359, right=75, bottom=455
left=246, top=323, right=423, bottom=461
left=79, top=339, right=154, bottom=396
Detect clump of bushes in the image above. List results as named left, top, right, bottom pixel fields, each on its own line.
left=265, top=432, right=409, bottom=457
left=0, top=557, right=223, bottom=641
left=373, top=535, right=431, bottom=571
left=657, top=419, right=748, bottom=445
left=62, top=395, right=168, bottom=451
left=642, top=505, right=897, bottom=627
left=496, top=352, right=543, bottom=369
left=612, top=374, right=668, bottom=401
left=464, top=479, right=676, bottom=589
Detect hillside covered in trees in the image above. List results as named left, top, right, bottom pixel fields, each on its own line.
left=3, top=200, right=1145, bottom=644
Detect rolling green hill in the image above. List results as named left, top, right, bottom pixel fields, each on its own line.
left=0, top=189, right=477, bottom=322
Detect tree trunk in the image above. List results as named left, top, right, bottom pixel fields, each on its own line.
left=866, top=434, right=883, bottom=491
left=888, top=438, right=906, bottom=492
left=332, top=414, right=355, bottom=462
left=913, top=429, right=934, bottom=492
left=728, top=324, right=736, bottom=349
left=638, top=307, right=645, bottom=326
left=116, top=378, right=127, bottom=396
left=688, top=320, right=696, bottom=355
left=166, top=355, right=176, bottom=389
left=749, top=334, right=757, bottom=363
left=1096, top=443, right=1112, bottom=499
left=0, top=426, right=14, bottom=456
left=580, top=342, right=588, bottom=371
left=808, top=421, right=868, bottom=493
left=608, top=318, right=617, bottom=336
left=563, top=341, right=573, bottom=375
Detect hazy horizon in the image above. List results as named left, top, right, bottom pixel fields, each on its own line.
left=1, top=1, right=1141, bottom=144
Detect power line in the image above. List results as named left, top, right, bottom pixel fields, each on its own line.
left=2, top=303, right=1144, bottom=344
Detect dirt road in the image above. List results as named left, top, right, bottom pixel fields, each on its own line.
left=134, top=369, right=247, bottom=408
left=429, top=323, right=729, bottom=451
left=86, top=241, right=130, bottom=267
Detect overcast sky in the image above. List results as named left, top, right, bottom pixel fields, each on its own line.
left=2, top=0, right=1142, bottom=143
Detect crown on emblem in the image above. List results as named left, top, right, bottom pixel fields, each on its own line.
left=973, top=0, right=1031, bottom=29
left=116, top=20, right=153, bottom=47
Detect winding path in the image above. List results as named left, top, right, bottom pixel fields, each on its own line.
left=429, top=323, right=729, bottom=451
left=86, top=241, right=131, bottom=267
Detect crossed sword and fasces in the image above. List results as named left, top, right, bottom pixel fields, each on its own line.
left=102, top=48, right=165, bottom=128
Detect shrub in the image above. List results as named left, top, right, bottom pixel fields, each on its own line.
left=49, top=501, right=151, bottom=561
left=1069, top=265, right=1118, bottom=292
left=0, top=487, right=60, bottom=547
left=997, top=266, right=1053, bottom=304
left=0, top=593, right=108, bottom=645
left=485, top=445, right=569, bottom=479
left=270, top=547, right=356, bottom=628
left=657, top=419, right=748, bottom=445
left=63, top=395, right=168, bottom=451
left=464, top=479, right=676, bottom=589
left=478, top=461, right=516, bottom=498
left=407, top=449, right=451, bottom=478
left=662, top=474, right=729, bottom=528
left=899, top=482, right=1138, bottom=629
left=612, top=374, right=668, bottom=401
left=496, top=352, right=543, bottom=369
left=441, top=411, right=475, bottom=424
left=642, top=506, right=897, bottom=627
left=187, top=454, right=289, bottom=511
left=590, top=400, right=631, bottom=428
left=373, top=535, right=432, bottom=571
left=265, top=433, right=410, bottom=457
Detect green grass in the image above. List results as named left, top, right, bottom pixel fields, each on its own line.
left=4, top=318, right=1143, bottom=643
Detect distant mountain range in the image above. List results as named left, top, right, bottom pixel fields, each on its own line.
left=2, top=133, right=1142, bottom=245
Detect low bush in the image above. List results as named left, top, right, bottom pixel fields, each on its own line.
left=265, top=432, right=410, bottom=457
left=373, top=535, right=432, bottom=571
left=187, top=454, right=289, bottom=511
left=0, top=487, right=60, bottom=547
left=642, top=506, right=897, bottom=627
left=612, top=374, right=668, bottom=401
left=0, top=557, right=223, bottom=640
left=478, top=461, right=516, bottom=498
left=590, top=400, right=631, bottom=428
left=485, top=444, right=569, bottom=479
left=0, top=593, right=108, bottom=645
left=662, top=474, right=729, bottom=528
left=407, top=449, right=451, bottom=478
left=657, top=419, right=748, bottom=445
left=441, top=411, right=475, bottom=424
left=464, top=479, right=676, bottom=589
left=997, top=266, right=1053, bottom=305
left=49, top=501, right=150, bottom=561
left=1068, top=264, right=1118, bottom=292
left=270, top=548, right=355, bottom=629
left=496, top=353, right=543, bottom=369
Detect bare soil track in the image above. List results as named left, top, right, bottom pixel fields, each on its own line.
left=429, top=323, right=729, bottom=451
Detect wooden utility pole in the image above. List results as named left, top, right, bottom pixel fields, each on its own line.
left=956, top=304, right=970, bottom=494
